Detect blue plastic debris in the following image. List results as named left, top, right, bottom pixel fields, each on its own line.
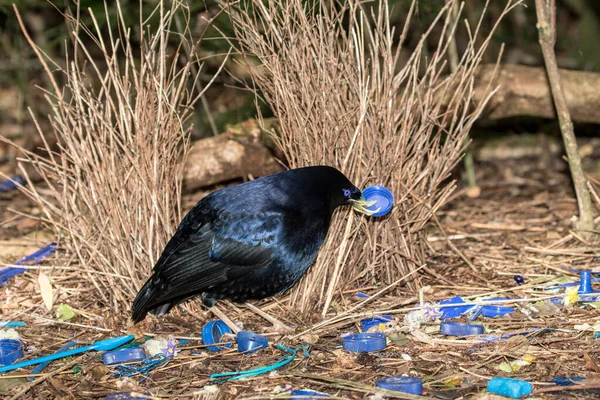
left=202, top=320, right=233, bottom=352
left=480, top=298, right=515, bottom=318
left=594, top=332, right=600, bottom=339
left=112, top=354, right=168, bottom=381
left=103, top=347, right=146, bottom=365
left=0, top=339, right=23, bottom=366
left=342, top=332, right=387, bottom=352
left=290, top=389, right=331, bottom=399
left=0, top=243, right=57, bottom=286
left=440, top=322, right=484, bottom=336
left=0, top=334, right=134, bottom=373
left=578, top=271, right=597, bottom=294
left=514, top=275, right=525, bottom=285
left=237, top=331, right=268, bottom=354
left=376, top=376, right=423, bottom=395
left=210, top=343, right=309, bottom=382
left=362, top=186, right=394, bottom=217
left=487, top=377, right=532, bottom=398
left=357, top=292, right=380, bottom=299
left=439, top=296, right=475, bottom=319
left=360, top=315, right=392, bottom=332
left=0, top=322, right=25, bottom=328
left=553, top=376, right=585, bottom=386
left=0, top=176, right=24, bottom=193
left=28, top=340, right=78, bottom=381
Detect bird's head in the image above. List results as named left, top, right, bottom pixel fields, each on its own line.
left=311, top=166, right=380, bottom=216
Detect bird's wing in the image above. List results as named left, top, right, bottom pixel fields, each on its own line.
left=133, top=209, right=281, bottom=315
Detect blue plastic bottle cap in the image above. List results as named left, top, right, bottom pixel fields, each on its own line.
left=342, top=332, right=386, bottom=352
left=202, top=320, right=233, bottom=352
left=102, top=347, right=146, bottom=365
left=579, top=270, right=595, bottom=294
left=440, top=322, right=484, bottom=336
left=362, top=186, right=394, bottom=217
left=105, top=393, right=151, bottom=400
left=439, top=296, right=475, bottom=319
left=376, top=376, right=423, bottom=395
left=290, top=389, right=331, bottom=399
left=0, top=339, right=23, bottom=366
left=236, top=331, right=268, bottom=354
left=487, top=377, right=532, bottom=399
left=360, top=315, right=392, bottom=332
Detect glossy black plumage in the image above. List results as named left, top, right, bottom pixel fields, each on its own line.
left=131, top=166, right=362, bottom=323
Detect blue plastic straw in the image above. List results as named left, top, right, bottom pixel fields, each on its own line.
left=27, top=340, right=78, bottom=381
left=0, top=243, right=56, bottom=286
left=210, top=344, right=309, bottom=382
left=0, top=322, right=25, bottom=328
left=0, top=335, right=134, bottom=373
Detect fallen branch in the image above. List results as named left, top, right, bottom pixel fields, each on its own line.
left=474, top=64, right=600, bottom=124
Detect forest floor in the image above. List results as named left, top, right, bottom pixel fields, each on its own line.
left=0, top=136, right=599, bottom=399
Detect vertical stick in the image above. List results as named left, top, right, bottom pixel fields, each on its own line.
left=534, top=0, right=596, bottom=238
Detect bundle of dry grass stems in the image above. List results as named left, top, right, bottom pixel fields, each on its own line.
left=1, top=0, right=519, bottom=320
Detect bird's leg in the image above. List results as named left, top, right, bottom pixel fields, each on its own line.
left=244, top=302, right=295, bottom=333
left=209, top=305, right=241, bottom=335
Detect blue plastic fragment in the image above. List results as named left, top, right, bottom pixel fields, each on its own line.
left=210, top=344, right=309, bottom=382
left=0, top=322, right=25, bottom=328
left=362, top=186, right=394, bottom=217
left=28, top=340, right=78, bottom=381
left=0, top=334, right=134, bottom=373
left=103, top=347, right=146, bottom=365
left=376, top=376, right=423, bottom=395
left=0, top=243, right=57, bottom=286
left=487, top=377, right=532, bottom=399
left=514, top=275, right=525, bottom=285
left=357, top=292, right=379, bottom=299
left=290, top=389, right=331, bottom=399
left=360, top=315, right=392, bottom=332
left=202, top=320, right=233, bottom=352
left=0, top=339, right=23, bottom=366
left=553, top=376, right=585, bottom=386
left=0, top=176, right=24, bottom=193
left=594, top=332, right=600, bottom=339
left=237, top=331, right=268, bottom=354
left=439, top=296, right=475, bottom=319
left=342, top=332, right=386, bottom=352
left=479, top=298, right=515, bottom=318
left=440, top=322, right=484, bottom=336
left=105, top=393, right=151, bottom=400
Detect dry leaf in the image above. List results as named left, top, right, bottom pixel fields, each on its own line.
left=584, top=353, right=600, bottom=372
left=38, top=272, right=53, bottom=310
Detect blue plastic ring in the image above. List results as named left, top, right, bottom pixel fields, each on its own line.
left=202, top=320, right=233, bottom=352
left=376, top=376, right=423, bottom=395
left=342, top=332, right=386, bottom=353
left=440, top=322, right=484, bottom=336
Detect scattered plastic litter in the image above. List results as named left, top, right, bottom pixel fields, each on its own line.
left=360, top=315, right=392, bottom=332
left=0, top=175, right=24, bottom=193
left=143, top=336, right=177, bottom=359
left=594, top=332, right=600, bottom=339
left=577, top=270, right=600, bottom=301
left=210, top=344, right=309, bottom=382
left=202, top=320, right=233, bottom=352
left=362, top=185, right=394, bottom=217
left=290, top=389, right=331, bottom=399
left=103, top=347, right=147, bottom=365
left=553, top=376, right=585, bottom=386
left=487, top=377, right=532, bottom=398
left=439, top=296, right=475, bottom=319
left=0, top=334, right=134, bottom=373
left=0, top=243, right=56, bottom=286
left=112, top=354, right=169, bottom=381
left=440, top=322, right=484, bottom=336
left=470, top=298, right=516, bottom=320
left=404, top=304, right=441, bottom=327
left=237, top=331, right=268, bottom=354
left=342, top=332, right=387, bottom=352
left=376, top=376, right=423, bottom=395
left=357, top=292, right=379, bottom=299
left=28, top=340, right=77, bottom=381
left=0, top=339, right=23, bottom=366
left=0, top=322, right=25, bottom=328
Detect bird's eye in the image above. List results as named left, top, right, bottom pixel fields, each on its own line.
left=343, top=189, right=351, bottom=198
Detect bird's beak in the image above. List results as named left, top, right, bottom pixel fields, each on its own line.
left=349, top=195, right=380, bottom=216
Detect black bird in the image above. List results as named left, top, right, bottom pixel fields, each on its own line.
left=131, top=166, right=376, bottom=324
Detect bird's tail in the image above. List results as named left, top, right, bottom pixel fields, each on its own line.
left=131, top=275, right=172, bottom=323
